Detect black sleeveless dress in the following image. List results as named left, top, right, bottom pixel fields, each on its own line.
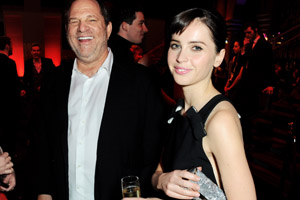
left=161, top=94, right=231, bottom=199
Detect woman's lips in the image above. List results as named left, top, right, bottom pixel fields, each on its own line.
left=174, top=66, right=192, bottom=75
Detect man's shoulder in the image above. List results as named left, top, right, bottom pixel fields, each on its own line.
left=0, top=54, right=16, bottom=66
left=257, top=37, right=272, bottom=48
left=42, top=57, right=56, bottom=66
left=113, top=60, right=146, bottom=73
left=24, top=58, right=33, bottom=66
left=112, top=60, right=159, bottom=87
left=56, top=59, right=74, bottom=73
left=42, top=57, right=53, bottom=62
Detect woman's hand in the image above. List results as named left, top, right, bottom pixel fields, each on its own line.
left=0, top=170, right=16, bottom=192
left=0, top=152, right=13, bottom=175
left=156, top=169, right=200, bottom=199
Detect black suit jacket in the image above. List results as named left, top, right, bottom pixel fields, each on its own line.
left=23, top=57, right=55, bottom=95
left=37, top=59, right=166, bottom=199
left=108, top=34, right=136, bottom=64
left=242, top=37, right=275, bottom=93
left=0, top=53, right=19, bottom=154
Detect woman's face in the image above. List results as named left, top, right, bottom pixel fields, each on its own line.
left=233, top=41, right=241, bottom=54
left=167, top=19, right=225, bottom=88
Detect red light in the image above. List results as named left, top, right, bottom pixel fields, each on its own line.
left=4, top=14, right=24, bottom=77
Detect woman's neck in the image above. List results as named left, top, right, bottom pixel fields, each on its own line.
left=183, top=80, right=219, bottom=112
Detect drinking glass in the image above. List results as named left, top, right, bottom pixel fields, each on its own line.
left=121, top=175, right=141, bottom=197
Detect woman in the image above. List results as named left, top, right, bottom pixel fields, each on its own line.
left=123, top=8, right=256, bottom=200
left=224, top=38, right=247, bottom=107
left=150, top=8, right=256, bottom=200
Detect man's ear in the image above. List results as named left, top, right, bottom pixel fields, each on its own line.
left=214, top=49, right=225, bottom=68
left=4, top=44, right=10, bottom=52
left=107, top=22, right=112, bottom=39
left=121, top=21, right=129, bottom=32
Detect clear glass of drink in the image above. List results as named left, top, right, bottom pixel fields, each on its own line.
left=121, top=175, right=141, bottom=197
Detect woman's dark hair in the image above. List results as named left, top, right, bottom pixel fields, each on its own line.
left=64, top=0, right=110, bottom=31
left=169, top=8, right=226, bottom=53
left=234, top=39, right=244, bottom=48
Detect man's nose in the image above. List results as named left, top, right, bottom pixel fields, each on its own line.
left=78, top=21, right=89, bottom=32
left=143, top=24, right=148, bottom=33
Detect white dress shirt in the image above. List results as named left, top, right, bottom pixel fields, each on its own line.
left=68, top=49, right=113, bottom=200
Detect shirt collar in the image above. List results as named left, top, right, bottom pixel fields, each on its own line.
left=72, top=47, right=113, bottom=76
left=252, top=35, right=260, bottom=48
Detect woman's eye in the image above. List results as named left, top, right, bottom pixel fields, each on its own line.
left=192, top=46, right=202, bottom=51
left=170, top=43, right=179, bottom=49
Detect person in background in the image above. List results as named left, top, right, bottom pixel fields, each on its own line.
left=149, top=8, right=256, bottom=199
left=36, top=0, right=165, bottom=199
left=0, top=36, right=19, bottom=157
left=18, top=44, right=56, bottom=200
left=21, top=43, right=56, bottom=149
left=239, top=21, right=276, bottom=145
left=22, top=43, right=56, bottom=97
left=108, top=3, right=148, bottom=65
left=224, top=38, right=248, bottom=109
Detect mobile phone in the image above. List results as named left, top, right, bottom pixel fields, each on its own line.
left=188, top=168, right=226, bottom=200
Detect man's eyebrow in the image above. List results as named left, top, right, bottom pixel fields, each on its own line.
left=69, top=14, right=98, bottom=20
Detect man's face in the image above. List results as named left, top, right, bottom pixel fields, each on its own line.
left=244, top=26, right=256, bottom=42
left=67, top=0, right=112, bottom=63
left=31, top=46, right=41, bottom=59
left=125, top=11, right=148, bottom=44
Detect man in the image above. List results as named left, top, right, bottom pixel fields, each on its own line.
left=243, top=22, right=274, bottom=95
left=0, top=36, right=17, bottom=194
left=37, top=0, right=165, bottom=199
left=108, top=4, right=149, bottom=65
left=22, top=43, right=56, bottom=147
left=22, top=43, right=55, bottom=96
left=0, top=36, right=19, bottom=156
left=239, top=22, right=275, bottom=144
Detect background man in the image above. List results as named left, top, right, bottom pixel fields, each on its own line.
left=0, top=36, right=19, bottom=156
left=108, top=4, right=149, bottom=65
left=239, top=22, right=276, bottom=145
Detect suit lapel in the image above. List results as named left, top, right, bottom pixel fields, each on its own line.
left=96, top=61, right=134, bottom=157
left=58, top=62, right=73, bottom=175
